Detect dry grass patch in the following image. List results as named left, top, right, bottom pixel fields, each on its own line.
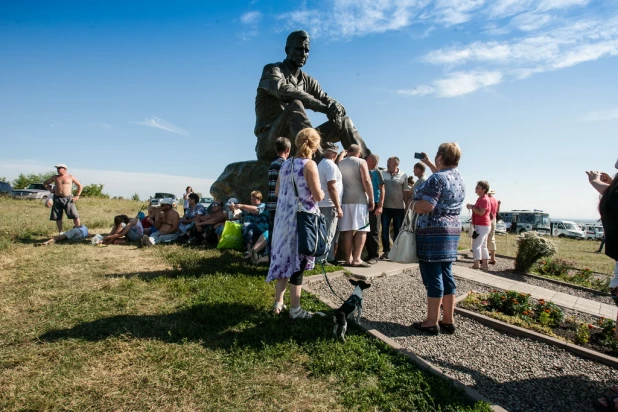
left=458, top=233, right=614, bottom=275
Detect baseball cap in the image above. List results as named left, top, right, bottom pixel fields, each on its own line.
left=323, top=142, right=339, bottom=153
left=55, top=163, right=68, bottom=169
left=160, top=198, right=174, bottom=205
left=226, top=197, right=238, bottom=205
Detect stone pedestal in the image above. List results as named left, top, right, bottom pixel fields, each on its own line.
left=210, top=160, right=271, bottom=204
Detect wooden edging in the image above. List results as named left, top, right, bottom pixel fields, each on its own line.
left=303, top=280, right=506, bottom=411
left=454, top=306, right=618, bottom=370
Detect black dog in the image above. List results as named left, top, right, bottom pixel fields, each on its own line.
left=333, top=278, right=371, bottom=342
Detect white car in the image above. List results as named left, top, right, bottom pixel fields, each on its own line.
left=495, top=220, right=507, bottom=234
left=11, top=183, right=52, bottom=200
left=551, top=220, right=585, bottom=239
left=583, top=224, right=604, bottom=240
left=199, top=197, right=213, bottom=210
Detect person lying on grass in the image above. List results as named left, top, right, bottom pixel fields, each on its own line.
left=35, top=225, right=89, bottom=246
left=103, top=215, right=144, bottom=245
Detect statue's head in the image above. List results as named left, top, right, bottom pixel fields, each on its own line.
left=285, top=30, right=310, bottom=68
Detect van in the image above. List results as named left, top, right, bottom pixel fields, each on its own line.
left=583, top=224, right=604, bottom=240
left=551, top=220, right=585, bottom=239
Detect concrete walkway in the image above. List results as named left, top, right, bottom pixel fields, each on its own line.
left=336, top=260, right=617, bottom=319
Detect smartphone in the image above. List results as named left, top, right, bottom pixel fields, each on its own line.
left=414, top=152, right=425, bottom=160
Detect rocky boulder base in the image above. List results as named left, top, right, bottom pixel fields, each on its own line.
left=210, top=160, right=270, bottom=204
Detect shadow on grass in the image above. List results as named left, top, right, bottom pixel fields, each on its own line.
left=37, top=301, right=336, bottom=351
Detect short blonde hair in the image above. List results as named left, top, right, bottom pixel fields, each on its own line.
left=295, top=128, right=320, bottom=158
left=437, top=142, right=461, bottom=167
left=251, top=190, right=263, bottom=201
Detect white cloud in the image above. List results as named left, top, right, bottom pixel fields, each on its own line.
left=240, top=11, right=262, bottom=25
left=538, top=0, right=589, bottom=12
left=430, top=0, right=486, bottom=25
left=130, top=117, right=188, bottom=136
left=581, top=107, right=618, bottom=122
left=0, top=159, right=214, bottom=200
left=397, top=85, right=434, bottom=96
left=433, top=70, right=502, bottom=97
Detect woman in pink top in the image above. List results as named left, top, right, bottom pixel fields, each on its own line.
left=466, top=181, right=491, bottom=270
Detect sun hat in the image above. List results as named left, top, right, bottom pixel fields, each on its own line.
left=160, top=198, right=174, bottom=205
left=488, top=189, right=496, bottom=195
left=226, top=197, right=238, bottom=206
left=55, top=163, right=68, bottom=169
left=323, top=142, right=339, bottom=153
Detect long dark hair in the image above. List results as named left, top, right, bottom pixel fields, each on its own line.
left=599, top=173, right=618, bottom=217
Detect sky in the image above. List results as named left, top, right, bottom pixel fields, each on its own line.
left=1, top=0, right=617, bottom=218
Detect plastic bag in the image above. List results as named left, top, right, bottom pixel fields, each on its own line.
left=91, top=234, right=104, bottom=245
left=217, top=221, right=243, bottom=250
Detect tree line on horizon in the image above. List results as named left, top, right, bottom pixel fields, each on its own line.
left=0, top=171, right=141, bottom=201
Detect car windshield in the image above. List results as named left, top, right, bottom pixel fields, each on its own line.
left=27, top=184, right=45, bottom=190
left=154, top=193, right=174, bottom=199
left=564, top=223, right=578, bottom=230
left=200, top=197, right=213, bottom=203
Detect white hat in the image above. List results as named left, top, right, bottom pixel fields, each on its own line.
left=488, top=189, right=496, bottom=195
left=160, top=198, right=174, bottom=205
left=55, top=163, right=68, bottom=169
left=226, top=197, right=238, bottom=205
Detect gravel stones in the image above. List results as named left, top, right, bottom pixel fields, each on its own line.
left=310, top=269, right=617, bottom=411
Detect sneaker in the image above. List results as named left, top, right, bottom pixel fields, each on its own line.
left=289, top=306, right=313, bottom=320
left=367, top=258, right=378, bottom=265
left=379, top=253, right=390, bottom=260
left=142, top=235, right=154, bottom=247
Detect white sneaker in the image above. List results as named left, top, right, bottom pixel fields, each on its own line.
left=142, top=235, right=154, bottom=247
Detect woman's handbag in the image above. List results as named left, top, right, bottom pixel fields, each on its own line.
left=291, top=159, right=327, bottom=257
left=388, top=201, right=419, bottom=263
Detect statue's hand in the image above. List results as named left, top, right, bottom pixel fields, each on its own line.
left=327, top=101, right=345, bottom=128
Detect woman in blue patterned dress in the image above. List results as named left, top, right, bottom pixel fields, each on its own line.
left=411, top=143, right=465, bottom=335
left=267, top=128, right=324, bottom=319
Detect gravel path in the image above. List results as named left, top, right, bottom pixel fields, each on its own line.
left=310, top=270, right=617, bottom=412
left=454, top=254, right=612, bottom=305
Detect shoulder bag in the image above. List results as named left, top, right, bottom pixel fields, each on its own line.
left=388, top=201, right=419, bottom=263
left=291, top=158, right=328, bottom=257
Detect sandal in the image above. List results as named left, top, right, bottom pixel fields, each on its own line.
left=289, top=306, right=313, bottom=320
left=272, top=302, right=286, bottom=315
left=489, top=260, right=496, bottom=264
left=411, top=322, right=440, bottom=335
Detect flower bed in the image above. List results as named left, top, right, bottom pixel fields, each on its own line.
left=534, top=258, right=610, bottom=292
left=460, top=290, right=618, bottom=357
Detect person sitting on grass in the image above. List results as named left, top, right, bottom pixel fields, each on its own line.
left=193, top=200, right=227, bottom=245
left=178, top=193, right=206, bottom=237
left=142, top=198, right=180, bottom=246
left=35, top=225, right=89, bottom=246
left=230, top=191, right=270, bottom=260
left=102, top=215, right=144, bottom=245
left=140, top=206, right=158, bottom=235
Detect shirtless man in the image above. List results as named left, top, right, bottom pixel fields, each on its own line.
left=142, top=198, right=180, bottom=246
left=43, top=164, right=83, bottom=234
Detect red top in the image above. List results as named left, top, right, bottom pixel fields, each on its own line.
left=488, top=196, right=498, bottom=219
left=472, top=195, right=491, bottom=226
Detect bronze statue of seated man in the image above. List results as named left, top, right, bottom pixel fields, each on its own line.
left=254, top=30, right=371, bottom=162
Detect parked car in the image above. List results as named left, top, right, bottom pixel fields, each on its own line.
left=149, top=192, right=178, bottom=208
left=495, top=219, right=507, bottom=235
left=551, top=220, right=585, bottom=239
left=0, top=181, right=13, bottom=196
left=199, top=197, right=213, bottom=210
left=583, top=223, right=604, bottom=240
left=11, top=183, right=52, bottom=200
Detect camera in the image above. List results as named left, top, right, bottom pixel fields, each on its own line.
left=414, top=152, right=425, bottom=160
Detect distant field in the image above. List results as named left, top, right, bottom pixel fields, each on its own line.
left=458, top=231, right=614, bottom=275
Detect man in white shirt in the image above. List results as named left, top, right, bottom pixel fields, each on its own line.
left=317, top=142, right=344, bottom=264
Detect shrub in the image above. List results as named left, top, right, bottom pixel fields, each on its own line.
left=131, top=193, right=141, bottom=202
left=484, top=290, right=533, bottom=317
left=82, top=183, right=110, bottom=198
left=515, top=231, right=557, bottom=273
left=575, top=323, right=591, bottom=344
left=533, top=299, right=564, bottom=326
left=536, top=258, right=572, bottom=278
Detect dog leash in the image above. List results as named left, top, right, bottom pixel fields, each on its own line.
left=320, top=263, right=346, bottom=303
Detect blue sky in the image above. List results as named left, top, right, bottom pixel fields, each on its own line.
left=1, top=0, right=617, bottom=218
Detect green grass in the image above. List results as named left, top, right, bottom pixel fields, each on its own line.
left=458, top=232, right=615, bottom=275
left=0, top=198, right=489, bottom=411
